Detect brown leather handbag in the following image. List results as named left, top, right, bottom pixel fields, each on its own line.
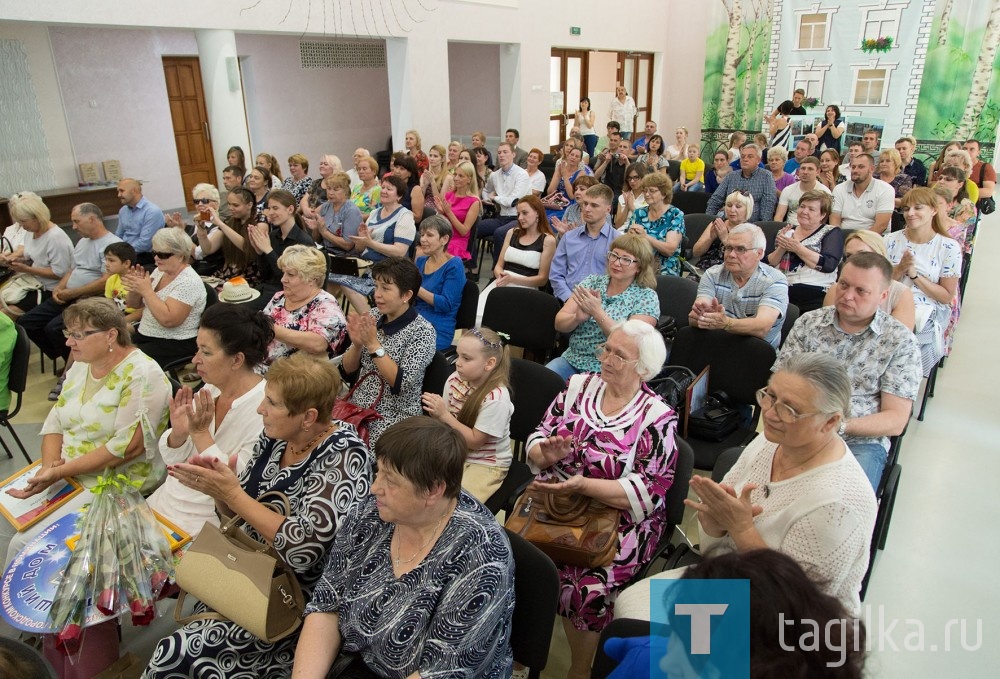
left=505, top=489, right=619, bottom=568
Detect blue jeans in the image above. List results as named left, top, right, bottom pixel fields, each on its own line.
left=545, top=356, right=579, bottom=382
left=848, top=442, right=888, bottom=490
left=674, top=181, right=705, bottom=193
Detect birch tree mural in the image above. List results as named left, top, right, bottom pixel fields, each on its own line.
left=937, top=0, right=954, bottom=46
left=956, top=0, right=1000, bottom=139
left=718, top=0, right=744, bottom=128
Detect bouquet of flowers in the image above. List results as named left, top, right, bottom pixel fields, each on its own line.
left=46, top=473, right=175, bottom=656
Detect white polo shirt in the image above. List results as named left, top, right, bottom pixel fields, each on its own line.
left=777, top=181, right=832, bottom=226
left=832, top=179, right=895, bottom=230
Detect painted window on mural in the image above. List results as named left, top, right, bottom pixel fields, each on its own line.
left=853, top=68, right=889, bottom=106
left=792, top=67, right=826, bottom=99
left=798, top=13, right=830, bottom=49
left=860, top=7, right=903, bottom=43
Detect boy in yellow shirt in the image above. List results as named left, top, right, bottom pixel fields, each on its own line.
left=677, top=145, right=706, bottom=192
left=103, top=242, right=143, bottom=323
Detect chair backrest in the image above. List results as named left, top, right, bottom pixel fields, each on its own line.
left=780, top=303, right=800, bottom=347
left=4, top=325, right=30, bottom=417
left=666, top=159, right=681, bottom=182
left=421, top=351, right=454, bottom=395
left=509, top=358, right=566, bottom=457
left=455, top=280, right=480, bottom=332
left=669, top=326, right=776, bottom=407
left=482, top=288, right=561, bottom=359
left=203, top=282, right=219, bottom=308
left=664, top=437, right=695, bottom=527
left=654, top=275, right=699, bottom=329
left=505, top=529, right=558, bottom=675
left=672, top=188, right=711, bottom=216
left=755, top=220, right=786, bottom=255
left=681, top=213, right=715, bottom=260
left=711, top=446, right=745, bottom=483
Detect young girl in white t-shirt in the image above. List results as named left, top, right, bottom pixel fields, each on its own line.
left=421, top=327, right=513, bottom=503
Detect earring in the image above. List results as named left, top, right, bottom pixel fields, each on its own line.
left=108, top=344, right=113, bottom=353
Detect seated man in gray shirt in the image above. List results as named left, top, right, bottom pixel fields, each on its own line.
left=18, top=203, right=121, bottom=361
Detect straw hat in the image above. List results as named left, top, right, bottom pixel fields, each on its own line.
left=218, top=277, right=261, bottom=304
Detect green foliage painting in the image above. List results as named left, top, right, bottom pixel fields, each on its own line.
left=914, top=0, right=1000, bottom=143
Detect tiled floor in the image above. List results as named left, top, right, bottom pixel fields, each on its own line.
left=1, top=214, right=997, bottom=677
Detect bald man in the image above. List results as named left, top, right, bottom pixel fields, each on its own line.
left=347, top=148, right=370, bottom=190
left=115, top=178, right=164, bottom=266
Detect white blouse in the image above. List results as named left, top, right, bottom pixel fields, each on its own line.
left=137, top=265, right=207, bottom=339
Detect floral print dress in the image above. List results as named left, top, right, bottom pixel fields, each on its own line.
left=526, top=374, right=677, bottom=632
left=263, top=290, right=347, bottom=365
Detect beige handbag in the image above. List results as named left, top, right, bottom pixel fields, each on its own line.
left=174, top=492, right=305, bottom=643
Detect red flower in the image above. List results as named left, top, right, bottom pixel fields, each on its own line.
left=150, top=570, right=170, bottom=595
left=130, top=598, right=156, bottom=626
left=56, top=624, right=82, bottom=656
left=96, top=588, right=120, bottom=616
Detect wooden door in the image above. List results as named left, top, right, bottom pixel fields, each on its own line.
left=550, top=49, right=590, bottom=153
left=617, top=53, right=654, bottom=132
left=163, top=57, right=216, bottom=212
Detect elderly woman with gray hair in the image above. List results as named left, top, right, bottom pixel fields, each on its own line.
left=616, top=352, right=877, bottom=623
left=164, top=183, right=226, bottom=274
left=263, top=244, right=347, bottom=366
left=123, top=227, right=207, bottom=366
left=527, top=319, right=677, bottom=678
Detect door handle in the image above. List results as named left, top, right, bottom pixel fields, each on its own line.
left=203, top=121, right=211, bottom=142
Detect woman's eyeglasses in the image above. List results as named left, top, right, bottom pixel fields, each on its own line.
left=607, top=252, right=638, bottom=266
left=595, top=344, right=639, bottom=371
left=151, top=251, right=175, bottom=259
left=192, top=198, right=213, bottom=205
left=63, top=329, right=103, bottom=341
left=756, top=388, right=824, bottom=423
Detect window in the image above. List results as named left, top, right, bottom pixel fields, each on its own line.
left=789, top=62, right=830, bottom=99
left=798, top=13, right=829, bottom=49
left=859, top=5, right=905, bottom=43
left=853, top=68, right=888, bottom=105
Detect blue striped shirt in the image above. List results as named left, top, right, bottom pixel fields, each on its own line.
left=697, top=262, right=789, bottom=348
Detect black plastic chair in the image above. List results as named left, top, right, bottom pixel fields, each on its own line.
left=633, top=437, right=695, bottom=580
left=680, top=213, right=715, bottom=274
left=481, top=288, right=561, bottom=362
left=711, top=446, right=744, bottom=482
left=654, top=275, right=699, bottom=330
left=203, top=281, right=219, bottom=308
left=421, top=351, right=454, bottom=396
left=861, top=463, right=902, bottom=600
left=455, top=280, right=480, bottom=333
left=669, top=327, right=776, bottom=470
left=485, top=359, right=566, bottom=515
left=505, top=529, right=559, bottom=679
left=672, top=190, right=711, bottom=216
left=0, top=325, right=32, bottom=462
left=780, top=302, right=800, bottom=348
left=756, top=221, right=786, bottom=254
left=666, top=160, right=681, bottom=183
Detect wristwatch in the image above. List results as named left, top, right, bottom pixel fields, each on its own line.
left=369, top=347, right=386, bottom=359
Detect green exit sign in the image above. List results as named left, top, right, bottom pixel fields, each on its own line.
left=570, top=26, right=581, bottom=36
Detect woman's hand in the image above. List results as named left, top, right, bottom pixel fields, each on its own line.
left=169, top=454, right=240, bottom=503
left=711, top=218, right=729, bottom=240
left=188, top=388, right=215, bottom=434
left=346, top=313, right=378, bottom=350
left=627, top=223, right=646, bottom=238
left=494, top=272, right=512, bottom=288
left=774, top=231, right=799, bottom=254
left=684, top=475, right=763, bottom=538
left=623, top=191, right=635, bottom=211
left=164, top=212, right=185, bottom=229
left=122, top=265, right=154, bottom=296
left=550, top=216, right=570, bottom=235
left=571, top=285, right=601, bottom=317
left=168, top=387, right=194, bottom=439
left=210, top=206, right=225, bottom=227
left=247, top=223, right=272, bottom=254
left=6, top=460, right=66, bottom=499
left=529, top=474, right=587, bottom=496
left=531, top=434, right=573, bottom=469
left=420, top=392, right=448, bottom=419
left=895, top=250, right=914, bottom=280
left=349, top=224, right=373, bottom=249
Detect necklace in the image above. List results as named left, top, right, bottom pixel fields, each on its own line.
left=393, top=508, right=450, bottom=566
left=286, top=422, right=335, bottom=458
left=771, top=440, right=830, bottom=480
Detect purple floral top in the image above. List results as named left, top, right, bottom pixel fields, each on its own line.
left=263, top=289, right=347, bottom=365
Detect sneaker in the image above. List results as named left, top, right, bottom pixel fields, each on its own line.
left=48, top=376, right=65, bottom=401
left=511, top=667, right=530, bottom=679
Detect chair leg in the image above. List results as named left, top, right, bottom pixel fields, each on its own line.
left=916, top=369, right=934, bottom=421
left=0, top=431, right=13, bottom=460
left=2, top=421, right=32, bottom=464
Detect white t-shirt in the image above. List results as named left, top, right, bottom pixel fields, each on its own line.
left=137, top=265, right=207, bottom=339
left=528, top=169, right=547, bottom=195
left=23, top=226, right=74, bottom=291
left=777, top=181, right=832, bottom=226
left=444, top=373, right=513, bottom=468
left=831, top=179, right=895, bottom=230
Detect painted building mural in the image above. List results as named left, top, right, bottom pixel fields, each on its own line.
left=701, top=0, right=1000, bottom=149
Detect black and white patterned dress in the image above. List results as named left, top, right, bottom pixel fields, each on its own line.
left=143, top=426, right=374, bottom=679
left=305, top=493, right=515, bottom=678
left=340, top=307, right=436, bottom=444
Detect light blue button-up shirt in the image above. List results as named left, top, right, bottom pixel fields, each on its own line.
left=116, top=196, right=164, bottom=253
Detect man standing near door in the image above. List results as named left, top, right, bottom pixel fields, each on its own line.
left=116, top=178, right=164, bottom=267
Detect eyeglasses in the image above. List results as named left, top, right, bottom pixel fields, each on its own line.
left=722, top=245, right=758, bottom=255
left=192, top=198, right=212, bottom=205
left=607, top=252, right=638, bottom=266
left=595, top=344, right=639, bottom=371
left=756, top=388, right=824, bottom=424
left=627, top=175, right=641, bottom=181
left=151, top=251, right=174, bottom=259
left=63, top=329, right=103, bottom=341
